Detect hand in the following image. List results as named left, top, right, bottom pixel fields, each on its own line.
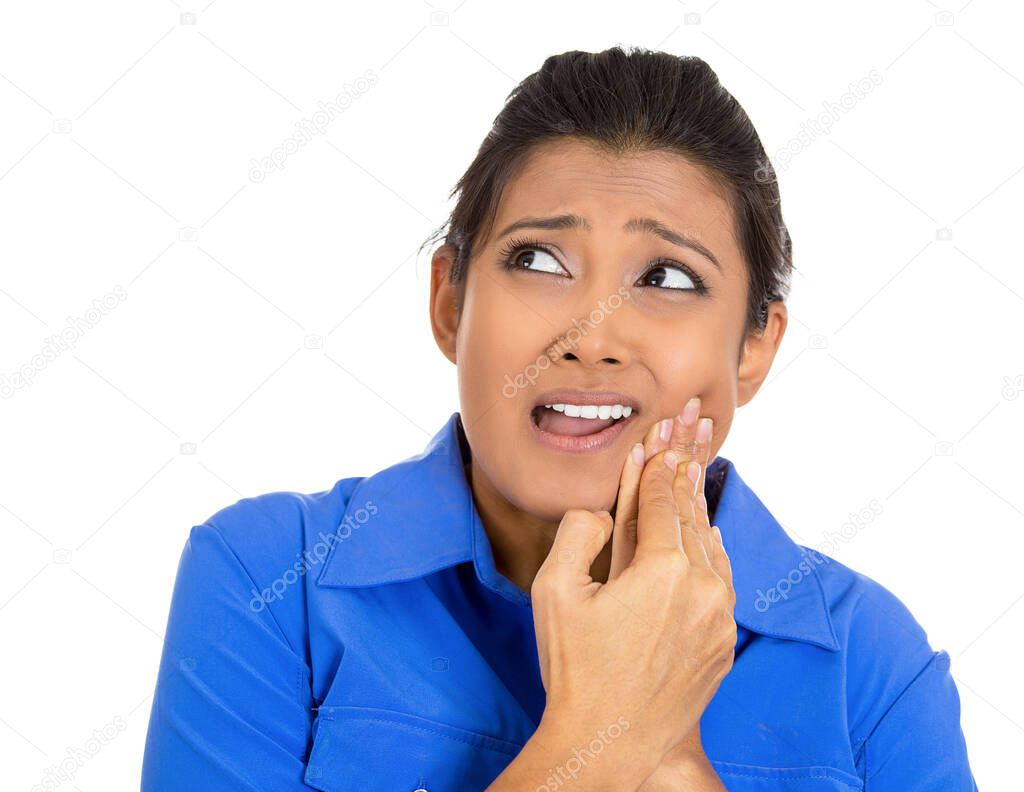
left=610, top=398, right=731, bottom=591
left=609, top=399, right=737, bottom=788
left=530, top=396, right=737, bottom=780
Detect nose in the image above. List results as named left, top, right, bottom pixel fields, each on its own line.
left=551, top=290, right=633, bottom=369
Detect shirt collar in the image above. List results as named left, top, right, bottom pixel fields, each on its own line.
left=317, top=411, right=839, bottom=652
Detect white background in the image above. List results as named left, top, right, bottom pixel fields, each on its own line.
left=2, top=0, right=1021, bottom=788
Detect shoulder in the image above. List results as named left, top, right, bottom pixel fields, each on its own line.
left=802, top=547, right=944, bottom=743
left=806, top=547, right=932, bottom=655
left=198, top=475, right=365, bottom=576
left=179, top=476, right=365, bottom=647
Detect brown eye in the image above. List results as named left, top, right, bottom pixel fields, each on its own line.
left=639, top=262, right=704, bottom=292
left=500, top=242, right=564, bottom=275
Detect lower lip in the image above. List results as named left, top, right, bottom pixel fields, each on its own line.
left=529, top=408, right=638, bottom=454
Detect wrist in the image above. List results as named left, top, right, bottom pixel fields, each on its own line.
left=660, top=747, right=725, bottom=791
left=530, top=709, right=661, bottom=792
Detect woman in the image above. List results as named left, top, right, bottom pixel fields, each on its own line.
left=141, top=47, right=977, bottom=790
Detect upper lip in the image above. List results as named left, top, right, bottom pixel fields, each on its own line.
left=532, top=388, right=641, bottom=412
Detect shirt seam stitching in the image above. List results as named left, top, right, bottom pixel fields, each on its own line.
left=850, top=648, right=943, bottom=757
left=200, top=520, right=312, bottom=760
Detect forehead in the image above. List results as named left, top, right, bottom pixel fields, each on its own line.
left=492, top=137, right=739, bottom=255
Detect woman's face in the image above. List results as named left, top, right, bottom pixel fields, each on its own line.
left=430, top=137, right=786, bottom=524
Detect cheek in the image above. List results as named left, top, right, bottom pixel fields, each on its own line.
left=456, top=289, right=550, bottom=419
left=650, top=336, right=737, bottom=425
left=656, top=339, right=720, bottom=393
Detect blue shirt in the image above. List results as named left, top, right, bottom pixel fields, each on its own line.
left=142, top=411, right=977, bottom=791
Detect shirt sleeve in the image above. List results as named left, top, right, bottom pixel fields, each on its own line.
left=857, top=649, right=978, bottom=791
left=141, top=522, right=317, bottom=791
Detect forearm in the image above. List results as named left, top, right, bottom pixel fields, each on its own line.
left=486, top=712, right=659, bottom=792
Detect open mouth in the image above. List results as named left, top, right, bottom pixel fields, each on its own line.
left=530, top=403, right=634, bottom=437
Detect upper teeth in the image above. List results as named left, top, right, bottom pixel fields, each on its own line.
left=543, top=403, right=633, bottom=419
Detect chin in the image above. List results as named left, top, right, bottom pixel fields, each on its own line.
left=512, top=486, right=616, bottom=526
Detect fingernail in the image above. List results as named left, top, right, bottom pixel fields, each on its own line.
left=696, top=417, right=713, bottom=444
left=659, top=418, right=673, bottom=442
left=681, top=397, right=700, bottom=426
left=630, top=442, right=644, bottom=466
left=663, top=450, right=679, bottom=470
left=686, top=460, right=700, bottom=484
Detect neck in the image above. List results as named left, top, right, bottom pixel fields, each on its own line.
left=463, top=460, right=613, bottom=595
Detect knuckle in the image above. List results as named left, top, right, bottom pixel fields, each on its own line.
left=559, top=509, right=608, bottom=545
left=692, top=564, right=720, bottom=589
left=530, top=567, right=553, bottom=598
left=657, top=547, right=690, bottom=575
left=531, top=572, right=568, bottom=609
left=640, top=546, right=686, bottom=573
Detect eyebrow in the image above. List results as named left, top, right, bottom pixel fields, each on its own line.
left=496, top=213, right=722, bottom=272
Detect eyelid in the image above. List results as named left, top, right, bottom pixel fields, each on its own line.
left=646, top=258, right=707, bottom=291
left=498, top=236, right=707, bottom=291
left=497, top=236, right=568, bottom=275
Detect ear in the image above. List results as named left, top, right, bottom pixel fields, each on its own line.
left=736, top=301, right=788, bottom=407
left=429, top=244, right=462, bottom=366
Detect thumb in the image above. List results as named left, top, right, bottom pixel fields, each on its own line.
left=539, top=508, right=614, bottom=590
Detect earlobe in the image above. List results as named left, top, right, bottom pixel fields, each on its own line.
left=429, top=245, right=461, bottom=366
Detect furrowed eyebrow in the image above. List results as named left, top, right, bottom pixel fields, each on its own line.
left=496, top=213, right=721, bottom=272
left=497, top=214, right=590, bottom=236
left=622, top=217, right=722, bottom=272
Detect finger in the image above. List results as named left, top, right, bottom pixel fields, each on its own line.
left=610, top=416, right=672, bottom=579
left=542, top=508, right=615, bottom=590
left=708, top=523, right=734, bottom=595
left=609, top=442, right=644, bottom=580
left=693, top=434, right=735, bottom=601
left=645, top=414, right=675, bottom=462
left=689, top=420, right=734, bottom=602
left=633, top=448, right=686, bottom=556
left=668, top=399, right=713, bottom=568
left=670, top=396, right=703, bottom=462
left=677, top=417, right=715, bottom=569
left=673, top=458, right=713, bottom=569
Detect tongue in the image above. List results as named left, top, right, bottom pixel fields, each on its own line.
left=536, top=407, right=617, bottom=437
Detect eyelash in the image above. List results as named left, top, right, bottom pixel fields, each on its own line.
left=496, top=236, right=709, bottom=294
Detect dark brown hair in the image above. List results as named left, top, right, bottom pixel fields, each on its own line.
left=421, top=45, right=793, bottom=337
